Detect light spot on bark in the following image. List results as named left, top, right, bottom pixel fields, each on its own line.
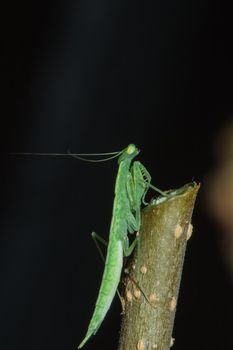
left=149, top=293, right=159, bottom=303
left=137, top=339, right=145, bottom=350
left=152, top=344, right=158, bottom=349
left=174, top=224, right=183, bottom=239
left=132, top=264, right=136, bottom=270
left=187, top=223, right=193, bottom=240
left=126, top=290, right=133, bottom=302
left=170, top=337, right=175, bottom=347
left=140, top=265, right=147, bottom=275
left=156, top=281, right=160, bottom=286
left=169, top=297, right=177, bottom=311
left=133, top=288, right=141, bottom=299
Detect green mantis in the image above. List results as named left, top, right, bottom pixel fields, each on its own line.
left=77, top=144, right=165, bottom=348
left=12, top=144, right=165, bottom=348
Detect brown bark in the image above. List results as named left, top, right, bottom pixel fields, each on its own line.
left=118, top=183, right=200, bottom=350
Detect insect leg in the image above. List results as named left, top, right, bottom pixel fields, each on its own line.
left=131, top=161, right=151, bottom=205
left=122, top=235, right=139, bottom=257
left=127, top=211, right=140, bottom=233
left=126, top=172, right=135, bottom=209
left=132, top=161, right=168, bottom=206
left=91, top=232, right=107, bottom=263
left=125, top=274, right=157, bottom=309
left=126, top=161, right=149, bottom=232
left=148, top=182, right=167, bottom=196
left=136, top=161, right=167, bottom=197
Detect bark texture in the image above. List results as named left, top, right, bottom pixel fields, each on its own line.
left=118, top=183, right=200, bottom=350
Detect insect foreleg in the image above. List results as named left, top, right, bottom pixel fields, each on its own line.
left=148, top=182, right=168, bottom=196
left=132, top=161, right=151, bottom=205
left=133, top=161, right=167, bottom=201
left=127, top=161, right=150, bottom=230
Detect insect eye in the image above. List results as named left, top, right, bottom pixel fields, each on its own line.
left=127, top=144, right=136, bottom=155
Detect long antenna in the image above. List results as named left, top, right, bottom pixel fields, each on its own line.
left=11, top=151, right=120, bottom=156
left=67, top=151, right=123, bottom=162
left=10, top=149, right=124, bottom=162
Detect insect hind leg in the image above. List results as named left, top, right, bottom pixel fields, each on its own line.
left=91, top=232, right=108, bottom=263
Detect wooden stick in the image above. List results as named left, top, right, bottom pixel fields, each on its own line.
left=118, top=183, right=200, bottom=350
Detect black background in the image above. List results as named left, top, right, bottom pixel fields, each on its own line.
left=2, top=0, right=233, bottom=349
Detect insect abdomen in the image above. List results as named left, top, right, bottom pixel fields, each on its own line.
left=78, top=239, right=123, bottom=348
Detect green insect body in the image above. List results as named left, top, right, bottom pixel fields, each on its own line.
left=78, top=144, right=154, bottom=348
left=11, top=144, right=163, bottom=349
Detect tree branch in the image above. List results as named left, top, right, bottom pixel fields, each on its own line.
left=118, top=183, right=200, bottom=350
